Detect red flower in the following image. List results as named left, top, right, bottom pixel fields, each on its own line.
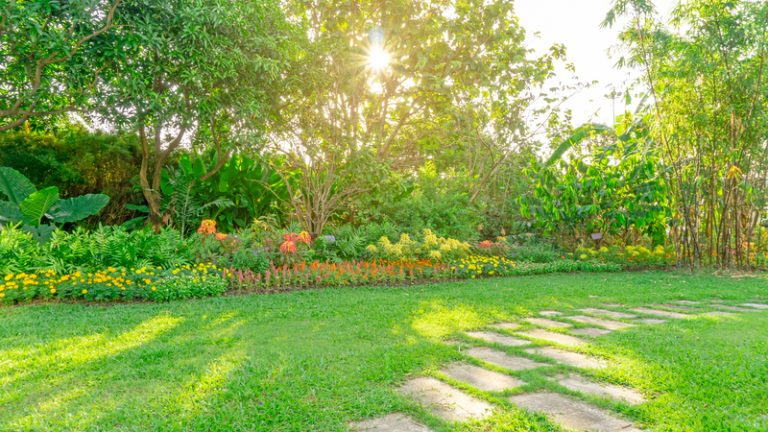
left=479, top=240, right=493, bottom=249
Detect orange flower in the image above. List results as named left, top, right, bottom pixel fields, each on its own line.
left=279, top=240, right=297, bottom=254
left=215, top=232, right=228, bottom=241
left=297, top=231, right=312, bottom=244
left=197, top=219, right=217, bottom=235
left=479, top=240, right=493, bottom=249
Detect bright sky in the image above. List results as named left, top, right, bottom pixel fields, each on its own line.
left=516, top=0, right=676, bottom=126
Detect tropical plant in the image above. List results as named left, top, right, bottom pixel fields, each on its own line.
left=0, top=167, right=110, bottom=240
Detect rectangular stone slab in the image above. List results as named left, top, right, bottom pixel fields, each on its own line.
left=466, top=331, right=529, bottom=347
left=526, top=347, right=608, bottom=370
left=466, top=346, right=547, bottom=371
left=571, top=327, right=612, bottom=337
left=351, top=413, right=432, bottom=432
left=510, top=392, right=641, bottom=432
left=490, top=322, right=521, bottom=331
left=441, top=362, right=525, bottom=392
left=516, top=329, right=586, bottom=347
left=566, top=315, right=635, bottom=331
left=742, top=302, right=768, bottom=310
left=555, top=373, right=645, bottom=405
left=539, top=310, right=563, bottom=317
left=654, top=304, right=698, bottom=312
left=673, top=300, right=700, bottom=305
left=631, top=307, right=689, bottom=319
left=579, top=308, right=636, bottom=319
left=399, top=377, right=493, bottom=422
left=711, top=304, right=761, bottom=312
left=632, top=318, right=667, bottom=325
left=525, top=317, right=573, bottom=328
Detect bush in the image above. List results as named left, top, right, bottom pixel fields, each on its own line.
left=508, top=241, right=560, bottom=263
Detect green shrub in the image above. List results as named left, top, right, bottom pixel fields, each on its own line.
left=508, top=241, right=560, bottom=263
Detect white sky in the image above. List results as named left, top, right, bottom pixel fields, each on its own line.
left=516, top=0, right=676, bottom=126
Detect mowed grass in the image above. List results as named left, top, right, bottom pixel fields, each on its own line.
left=1, top=271, right=767, bottom=431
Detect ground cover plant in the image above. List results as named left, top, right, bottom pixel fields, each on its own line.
left=2, top=272, right=767, bottom=431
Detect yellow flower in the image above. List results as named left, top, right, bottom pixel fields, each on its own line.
left=81, top=289, right=88, bottom=294
left=151, top=286, right=157, bottom=291
left=50, top=288, right=56, bottom=294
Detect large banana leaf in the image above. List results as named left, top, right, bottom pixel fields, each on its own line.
left=0, top=167, right=36, bottom=204
left=19, top=186, right=59, bottom=226
left=545, top=123, right=612, bottom=166
left=48, top=194, right=110, bottom=223
left=0, top=200, right=23, bottom=223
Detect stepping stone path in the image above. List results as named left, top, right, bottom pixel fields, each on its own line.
left=700, top=311, right=736, bottom=318
left=466, top=331, right=529, bottom=347
left=711, top=304, right=760, bottom=313
left=742, top=302, right=768, bottom=310
left=350, top=413, right=431, bottom=432
left=526, top=346, right=608, bottom=370
left=517, top=329, right=586, bottom=347
left=633, top=318, right=667, bottom=325
left=631, top=307, right=689, bottom=319
left=490, top=322, right=521, bottom=331
left=466, top=346, right=547, bottom=371
left=571, top=327, right=612, bottom=337
left=441, top=362, right=524, bottom=392
left=674, top=300, right=700, bottom=305
left=654, top=304, right=698, bottom=312
left=510, top=392, right=642, bottom=432
left=539, top=310, right=563, bottom=317
left=525, top=317, right=573, bottom=328
left=579, top=308, right=636, bottom=319
left=555, top=373, right=645, bottom=405
left=567, top=315, right=635, bottom=331
left=399, top=377, right=493, bottom=422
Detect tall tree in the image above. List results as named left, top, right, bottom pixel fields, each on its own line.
left=274, top=0, right=562, bottom=235
left=100, top=0, right=293, bottom=227
left=605, top=0, right=768, bottom=268
left=0, top=0, right=121, bottom=131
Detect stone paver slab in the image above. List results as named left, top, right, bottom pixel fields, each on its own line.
left=571, top=327, right=612, bottom=337
left=579, top=308, right=636, bottom=319
left=466, top=331, right=529, bottom=347
left=633, top=318, right=667, bottom=325
left=351, top=413, right=432, bottom=432
left=539, top=310, right=563, bottom=317
left=526, top=347, right=608, bottom=370
left=509, top=392, right=641, bottom=432
left=567, top=315, right=635, bottom=331
left=466, top=347, right=547, bottom=371
left=699, top=311, right=737, bottom=318
left=525, top=317, right=573, bottom=328
left=442, top=362, right=524, bottom=392
left=631, top=307, right=689, bottom=319
left=673, top=300, right=700, bottom=305
left=399, top=377, right=492, bottom=422
left=490, top=322, right=521, bottom=331
left=517, top=329, right=586, bottom=347
left=711, top=304, right=760, bottom=313
left=742, top=302, right=768, bottom=310
left=654, top=304, right=698, bottom=312
left=555, top=373, right=645, bottom=405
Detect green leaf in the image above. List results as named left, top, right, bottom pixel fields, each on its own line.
left=0, top=167, right=36, bottom=205
left=48, top=194, right=110, bottom=223
left=546, top=124, right=612, bottom=166
left=0, top=200, right=23, bottom=223
left=19, top=186, right=60, bottom=226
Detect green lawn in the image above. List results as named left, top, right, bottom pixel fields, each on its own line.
left=1, top=271, right=767, bottom=431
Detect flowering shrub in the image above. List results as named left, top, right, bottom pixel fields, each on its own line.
left=0, top=263, right=225, bottom=303
left=366, top=229, right=471, bottom=261
left=449, top=255, right=517, bottom=278
left=573, top=244, right=674, bottom=267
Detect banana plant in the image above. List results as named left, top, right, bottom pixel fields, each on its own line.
left=0, top=167, right=110, bottom=240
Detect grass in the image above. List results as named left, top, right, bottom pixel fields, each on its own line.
left=1, top=271, right=767, bottom=431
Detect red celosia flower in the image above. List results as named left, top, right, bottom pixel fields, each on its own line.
left=280, top=240, right=297, bottom=254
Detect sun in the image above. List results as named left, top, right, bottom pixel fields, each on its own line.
left=367, top=46, right=390, bottom=72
